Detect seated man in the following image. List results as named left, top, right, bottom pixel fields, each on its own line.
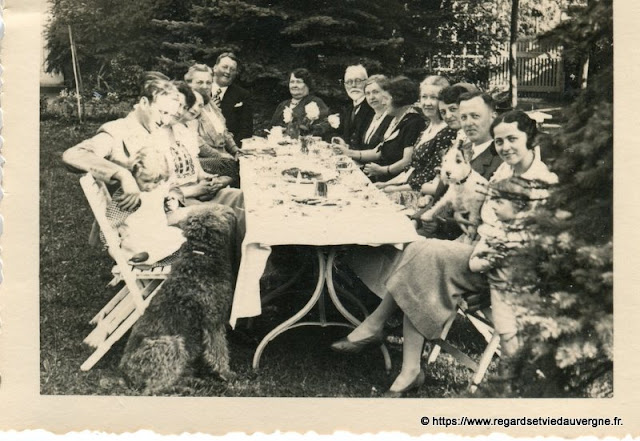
left=184, top=63, right=243, bottom=160
left=62, top=77, right=245, bottom=260
left=419, top=91, right=503, bottom=239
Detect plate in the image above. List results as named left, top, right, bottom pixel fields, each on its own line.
left=281, top=166, right=337, bottom=184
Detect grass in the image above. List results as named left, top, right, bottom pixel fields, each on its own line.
left=40, top=118, right=494, bottom=397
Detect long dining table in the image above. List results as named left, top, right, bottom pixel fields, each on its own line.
left=229, top=137, right=422, bottom=369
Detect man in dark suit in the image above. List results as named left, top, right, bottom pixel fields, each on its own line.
left=211, top=52, right=254, bottom=147
left=421, top=91, right=502, bottom=239
left=335, top=65, right=375, bottom=149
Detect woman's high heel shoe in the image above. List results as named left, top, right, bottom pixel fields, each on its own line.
left=382, top=370, right=426, bottom=398
left=330, top=330, right=385, bottom=353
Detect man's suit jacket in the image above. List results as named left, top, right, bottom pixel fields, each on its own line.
left=219, top=83, right=253, bottom=147
left=470, top=141, right=502, bottom=181
left=340, top=99, right=374, bottom=149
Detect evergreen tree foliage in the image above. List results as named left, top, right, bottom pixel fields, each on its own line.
left=45, top=0, right=193, bottom=96
left=483, top=0, right=613, bottom=398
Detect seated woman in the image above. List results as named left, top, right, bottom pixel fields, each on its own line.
left=337, top=76, right=426, bottom=182
left=331, top=110, right=558, bottom=396
left=184, top=64, right=244, bottom=160
left=173, top=83, right=240, bottom=187
left=154, top=84, right=246, bottom=269
left=351, top=75, right=393, bottom=151
left=380, top=84, right=469, bottom=211
left=270, top=68, right=330, bottom=138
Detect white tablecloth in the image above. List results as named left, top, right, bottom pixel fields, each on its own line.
left=230, top=140, right=422, bottom=327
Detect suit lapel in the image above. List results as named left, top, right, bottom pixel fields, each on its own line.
left=471, top=142, right=501, bottom=180
left=220, top=84, right=238, bottom=114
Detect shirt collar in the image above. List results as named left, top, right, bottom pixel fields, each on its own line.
left=471, top=139, right=493, bottom=160
left=353, top=96, right=366, bottom=107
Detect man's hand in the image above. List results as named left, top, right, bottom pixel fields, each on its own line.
left=114, top=169, right=141, bottom=211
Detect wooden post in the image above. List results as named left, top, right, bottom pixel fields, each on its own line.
left=509, top=0, right=519, bottom=109
left=580, top=56, right=589, bottom=89
left=68, top=25, right=83, bottom=123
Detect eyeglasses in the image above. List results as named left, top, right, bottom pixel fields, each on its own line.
left=343, top=79, right=366, bottom=87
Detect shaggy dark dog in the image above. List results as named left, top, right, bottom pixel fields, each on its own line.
left=119, top=205, right=237, bottom=394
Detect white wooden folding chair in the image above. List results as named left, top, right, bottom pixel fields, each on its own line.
left=425, top=291, right=501, bottom=393
left=79, top=174, right=173, bottom=371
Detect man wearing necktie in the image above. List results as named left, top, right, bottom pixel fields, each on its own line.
left=339, top=65, right=374, bottom=149
left=212, top=52, right=254, bottom=147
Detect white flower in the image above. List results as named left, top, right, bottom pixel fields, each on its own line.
left=328, top=113, right=340, bottom=129
left=283, top=106, right=294, bottom=124
left=305, top=102, right=320, bottom=121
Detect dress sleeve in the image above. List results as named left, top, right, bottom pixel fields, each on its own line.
left=270, top=101, right=287, bottom=127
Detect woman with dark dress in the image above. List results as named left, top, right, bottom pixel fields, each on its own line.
left=270, top=68, right=330, bottom=138
left=336, top=76, right=425, bottom=182
left=380, top=84, right=471, bottom=211
left=351, top=75, right=394, bottom=151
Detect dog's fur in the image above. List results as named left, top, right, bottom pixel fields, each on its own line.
left=119, top=205, right=237, bottom=394
left=420, top=143, right=488, bottom=241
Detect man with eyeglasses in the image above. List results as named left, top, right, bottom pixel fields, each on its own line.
left=212, top=52, right=254, bottom=147
left=337, top=65, right=375, bottom=149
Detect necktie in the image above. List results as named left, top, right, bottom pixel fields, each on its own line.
left=350, top=103, right=360, bottom=124
left=213, top=88, right=222, bottom=107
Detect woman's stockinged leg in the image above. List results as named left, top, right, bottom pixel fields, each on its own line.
left=388, top=316, right=425, bottom=392
left=347, top=293, right=398, bottom=341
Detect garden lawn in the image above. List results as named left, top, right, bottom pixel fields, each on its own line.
left=40, top=118, right=491, bottom=397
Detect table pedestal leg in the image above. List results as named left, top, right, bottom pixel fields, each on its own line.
left=253, top=248, right=393, bottom=373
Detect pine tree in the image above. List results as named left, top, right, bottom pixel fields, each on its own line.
left=46, top=0, right=192, bottom=97
left=482, top=0, right=613, bottom=398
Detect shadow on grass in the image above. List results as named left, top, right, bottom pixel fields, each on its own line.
left=40, top=118, right=494, bottom=397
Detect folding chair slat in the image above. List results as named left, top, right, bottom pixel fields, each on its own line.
left=425, top=292, right=501, bottom=392
left=90, top=285, right=129, bottom=325
left=79, top=174, right=171, bottom=370
left=84, top=280, right=163, bottom=348
left=80, top=308, right=145, bottom=371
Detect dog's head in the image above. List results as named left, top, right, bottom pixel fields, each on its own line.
left=179, top=205, right=237, bottom=253
left=439, top=143, right=473, bottom=184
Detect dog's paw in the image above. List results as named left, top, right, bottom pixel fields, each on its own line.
left=218, top=370, right=238, bottom=383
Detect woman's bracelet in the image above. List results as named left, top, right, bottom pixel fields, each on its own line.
left=358, top=152, right=362, bottom=161
left=387, top=166, right=391, bottom=175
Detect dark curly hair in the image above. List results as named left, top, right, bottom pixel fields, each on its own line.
left=173, top=81, right=197, bottom=110
left=290, top=68, right=314, bottom=91
left=439, top=85, right=473, bottom=105
left=383, top=76, right=419, bottom=108
left=490, top=110, right=538, bottom=150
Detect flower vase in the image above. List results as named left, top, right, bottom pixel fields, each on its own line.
left=287, top=121, right=300, bottom=140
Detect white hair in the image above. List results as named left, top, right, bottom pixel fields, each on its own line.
left=344, top=64, right=368, bottom=79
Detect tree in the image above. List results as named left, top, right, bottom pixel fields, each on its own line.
left=155, top=0, right=417, bottom=117
left=45, top=0, right=193, bottom=97
left=483, top=0, right=613, bottom=398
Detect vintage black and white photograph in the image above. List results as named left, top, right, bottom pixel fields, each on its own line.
left=38, top=0, right=613, bottom=400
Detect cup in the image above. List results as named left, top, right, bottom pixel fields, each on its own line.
left=315, top=180, right=328, bottom=198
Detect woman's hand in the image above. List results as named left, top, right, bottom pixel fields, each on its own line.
left=363, top=163, right=386, bottom=178
left=417, top=195, right=433, bottom=208
left=114, top=169, right=141, bottom=211
left=383, top=185, right=402, bottom=193
left=198, top=175, right=232, bottom=200
left=331, top=137, right=349, bottom=155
